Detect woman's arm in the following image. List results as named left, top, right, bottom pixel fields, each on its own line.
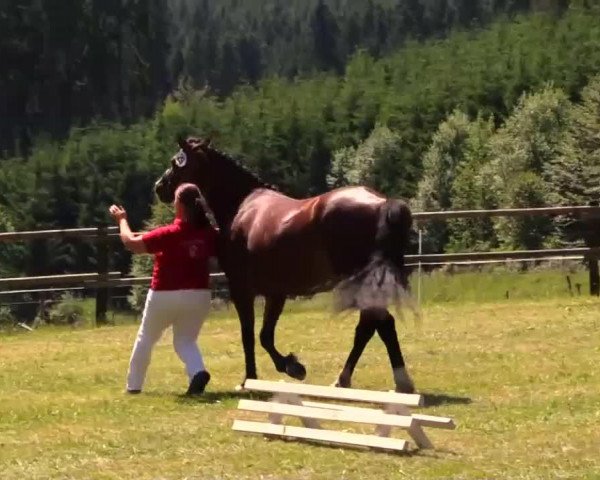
left=109, top=205, right=147, bottom=254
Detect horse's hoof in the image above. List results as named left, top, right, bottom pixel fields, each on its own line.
left=394, top=383, right=416, bottom=394
left=235, top=376, right=256, bottom=392
left=394, top=377, right=416, bottom=394
left=286, top=362, right=306, bottom=381
left=284, top=354, right=306, bottom=381
left=393, top=367, right=415, bottom=394
left=333, top=372, right=351, bottom=388
left=333, top=378, right=351, bottom=388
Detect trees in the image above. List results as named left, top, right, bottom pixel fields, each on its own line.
left=415, top=111, right=477, bottom=252
left=0, top=206, right=23, bottom=276
left=0, top=0, right=171, bottom=156
left=310, top=0, right=341, bottom=73
left=3, top=5, right=600, bottom=277
left=1, top=0, right=553, bottom=156
left=546, top=75, right=600, bottom=246
left=447, top=116, right=497, bottom=251
left=327, top=125, right=410, bottom=196
left=485, top=86, right=572, bottom=249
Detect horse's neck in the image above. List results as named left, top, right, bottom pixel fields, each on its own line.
left=205, top=181, right=263, bottom=230
left=203, top=151, right=269, bottom=229
left=206, top=189, right=247, bottom=229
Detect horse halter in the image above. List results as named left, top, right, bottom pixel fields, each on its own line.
left=174, top=149, right=187, bottom=167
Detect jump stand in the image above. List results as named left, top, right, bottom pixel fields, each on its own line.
left=232, top=379, right=455, bottom=453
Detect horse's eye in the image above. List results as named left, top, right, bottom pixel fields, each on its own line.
left=174, top=149, right=187, bottom=168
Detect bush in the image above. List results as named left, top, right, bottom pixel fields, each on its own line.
left=45, top=293, right=85, bottom=326
left=0, top=306, right=16, bottom=328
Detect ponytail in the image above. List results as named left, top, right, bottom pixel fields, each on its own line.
left=191, top=197, right=210, bottom=228
left=175, top=183, right=211, bottom=229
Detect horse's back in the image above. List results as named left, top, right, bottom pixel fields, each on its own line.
left=233, top=189, right=317, bottom=250
left=233, top=186, right=385, bottom=247
left=227, top=186, right=392, bottom=295
left=321, top=186, right=386, bottom=212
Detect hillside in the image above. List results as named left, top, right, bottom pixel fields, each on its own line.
left=1, top=3, right=599, bottom=277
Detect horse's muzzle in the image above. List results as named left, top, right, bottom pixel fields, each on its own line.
left=154, top=179, right=173, bottom=203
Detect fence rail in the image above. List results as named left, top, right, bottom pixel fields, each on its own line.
left=1, top=204, right=599, bottom=325
left=0, top=272, right=122, bottom=290
left=0, top=226, right=119, bottom=242
left=412, top=205, right=600, bottom=222
left=406, top=247, right=600, bottom=265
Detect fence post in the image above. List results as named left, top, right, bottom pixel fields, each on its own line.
left=583, top=204, right=600, bottom=296
left=589, top=259, right=600, bottom=296
left=417, top=229, right=423, bottom=307
left=95, top=226, right=109, bottom=325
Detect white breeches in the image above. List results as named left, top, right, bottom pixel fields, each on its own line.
left=126, top=289, right=211, bottom=391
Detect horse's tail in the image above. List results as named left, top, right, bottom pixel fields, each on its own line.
left=334, top=199, right=413, bottom=312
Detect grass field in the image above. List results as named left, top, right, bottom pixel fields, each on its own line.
left=1, top=291, right=600, bottom=479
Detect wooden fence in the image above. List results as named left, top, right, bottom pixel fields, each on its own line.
left=1, top=205, right=599, bottom=325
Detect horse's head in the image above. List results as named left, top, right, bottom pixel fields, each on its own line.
left=155, top=136, right=213, bottom=203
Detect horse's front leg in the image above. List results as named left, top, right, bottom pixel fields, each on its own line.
left=230, top=287, right=258, bottom=386
left=260, top=294, right=306, bottom=380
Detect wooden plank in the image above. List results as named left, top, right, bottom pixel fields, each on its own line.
left=407, top=423, right=434, bottom=449
left=302, top=401, right=456, bottom=429
left=405, top=255, right=584, bottom=268
left=413, top=205, right=600, bottom=222
left=92, top=273, right=226, bottom=288
left=412, top=413, right=456, bottom=430
left=0, top=286, right=87, bottom=296
left=0, top=272, right=122, bottom=290
left=406, top=247, right=600, bottom=265
left=267, top=393, right=287, bottom=425
left=232, top=420, right=409, bottom=452
left=0, top=273, right=228, bottom=293
left=270, top=393, right=321, bottom=429
left=0, top=227, right=119, bottom=242
left=238, top=400, right=414, bottom=429
left=372, top=403, right=433, bottom=449
left=243, top=379, right=423, bottom=407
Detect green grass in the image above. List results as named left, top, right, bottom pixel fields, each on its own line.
left=1, top=292, right=599, bottom=479
left=417, top=266, right=589, bottom=304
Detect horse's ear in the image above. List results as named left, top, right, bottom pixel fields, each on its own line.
left=202, top=130, right=221, bottom=149
left=177, top=135, right=188, bottom=150
left=200, top=137, right=212, bottom=149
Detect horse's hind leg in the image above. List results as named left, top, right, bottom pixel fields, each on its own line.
left=376, top=310, right=415, bottom=393
left=260, top=295, right=306, bottom=381
left=333, top=310, right=378, bottom=388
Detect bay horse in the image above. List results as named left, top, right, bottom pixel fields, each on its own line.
left=154, top=137, right=416, bottom=393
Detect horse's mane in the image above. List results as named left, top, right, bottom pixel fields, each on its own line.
left=206, top=145, right=279, bottom=192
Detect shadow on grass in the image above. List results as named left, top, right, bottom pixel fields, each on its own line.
left=173, top=389, right=272, bottom=404
left=239, top=435, right=459, bottom=458
left=144, top=388, right=471, bottom=409
left=420, top=392, right=472, bottom=407
left=263, top=436, right=419, bottom=457
left=164, top=390, right=471, bottom=408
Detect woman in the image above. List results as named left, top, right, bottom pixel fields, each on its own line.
left=109, top=183, right=218, bottom=395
